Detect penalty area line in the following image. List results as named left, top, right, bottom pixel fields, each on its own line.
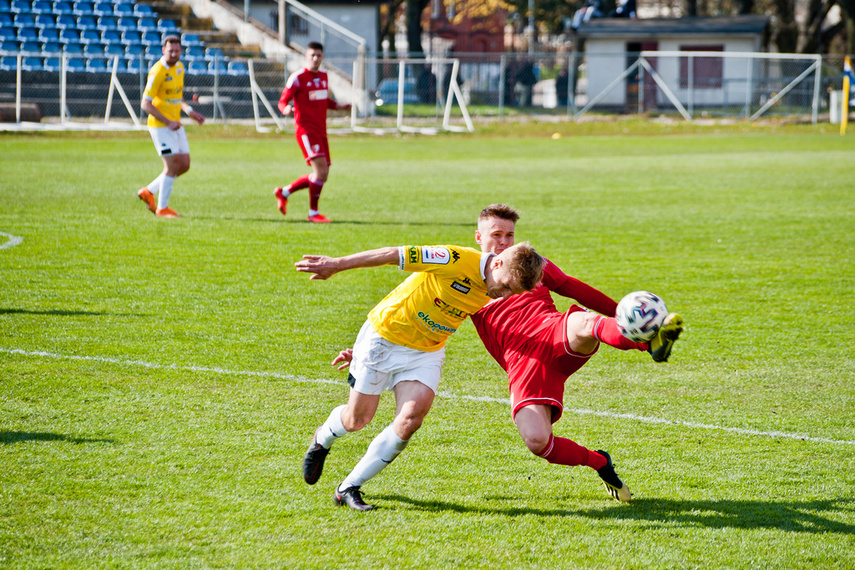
left=3, top=347, right=854, bottom=447
left=0, top=232, right=23, bottom=250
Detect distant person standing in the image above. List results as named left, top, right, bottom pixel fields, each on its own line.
left=137, top=35, right=205, bottom=218
left=275, top=42, right=351, bottom=223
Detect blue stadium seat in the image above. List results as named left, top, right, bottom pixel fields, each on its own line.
left=79, top=29, right=100, bottom=44
left=158, top=19, right=178, bottom=34
left=183, top=46, right=204, bottom=59
left=120, top=30, right=140, bottom=45
left=0, top=28, right=16, bottom=41
left=53, top=1, right=74, bottom=15
left=17, top=27, right=38, bottom=42
left=13, top=13, right=35, bottom=27
left=181, top=33, right=203, bottom=48
left=38, top=27, right=59, bottom=42
left=0, top=0, right=10, bottom=13
left=208, top=59, right=226, bottom=75
left=100, top=29, right=120, bottom=44
left=62, top=41, right=84, bottom=54
left=34, top=14, right=55, bottom=28
left=227, top=61, right=248, bottom=76
left=41, top=41, right=62, bottom=54
left=72, top=2, right=95, bottom=16
left=138, top=17, right=158, bottom=31
left=58, top=29, right=80, bottom=43
left=92, top=2, right=113, bottom=16
left=140, top=31, right=160, bottom=47
left=0, top=56, right=18, bottom=70
left=133, top=3, right=153, bottom=17
left=21, top=56, right=43, bottom=70
left=124, top=42, right=143, bottom=56
left=115, top=16, right=136, bottom=31
left=19, top=41, right=41, bottom=54
left=31, top=0, right=52, bottom=14
left=10, top=0, right=30, bottom=13
left=85, top=57, right=107, bottom=72
left=113, top=2, right=134, bottom=17
left=97, top=15, right=118, bottom=30
left=125, top=57, right=144, bottom=73
left=83, top=43, right=103, bottom=56
left=205, top=47, right=223, bottom=61
left=187, top=60, right=207, bottom=75
left=43, top=56, right=61, bottom=71
left=0, top=12, right=12, bottom=26
left=0, top=40, right=18, bottom=51
left=77, top=15, right=98, bottom=30
left=55, top=14, right=77, bottom=29
left=66, top=57, right=85, bottom=71
left=103, top=42, right=123, bottom=56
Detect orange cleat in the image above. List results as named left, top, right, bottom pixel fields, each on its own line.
left=273, top=186, right=289, bottom=215
left=156, top=208, right=181, bottom=218
left=138, top=188, right=156, bottom=213
left=307, top=213, right=331, bottom=223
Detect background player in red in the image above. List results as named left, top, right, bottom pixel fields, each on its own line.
left=274, top=42, right=351, bottom=223
left=333, top=204, right=684, bottom=504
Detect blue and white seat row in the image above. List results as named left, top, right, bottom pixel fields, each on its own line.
left=2, top=14, right=179, bottom=33
left=1, top=0, right=142, bottom=14
left=0, top=54, right=249, bottom=75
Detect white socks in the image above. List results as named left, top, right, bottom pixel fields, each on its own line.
left=316, top=404, right=348, bottom=449
left=147, top=173, right=164, bottom=194
left=339, top=423, right=408, bottom=491
left=157, top=175, right=175, bottom=210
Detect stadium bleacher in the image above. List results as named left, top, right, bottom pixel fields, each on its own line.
left=0, top=0, right=248, bottom=76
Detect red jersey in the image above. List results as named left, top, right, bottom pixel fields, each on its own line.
left=470, top=258, right=618, bottom=371
left=278, top=68, right=341, bottom=135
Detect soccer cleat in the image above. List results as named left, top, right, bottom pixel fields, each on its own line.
left=155, top=208, right=181, bottom=218
left=596, top=449, right=631, bottom=503
left=648, top=313, right=684, bottom=363
left=307, top=213, right=332, bottom=223
left=138, top=188, right=156, bottom=213
left=273, top=186, right=289, bottom=215
left=302, top=434, right=330, bottom=485
left=334, top=486, right=375, bottom=511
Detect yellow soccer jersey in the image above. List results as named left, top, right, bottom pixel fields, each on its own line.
left=143, top=59, right=185, bottom=127
left=368, top=245, right=494, bottom=352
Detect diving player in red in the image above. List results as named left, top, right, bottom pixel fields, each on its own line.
left=275, top=42, right=351, bottom=223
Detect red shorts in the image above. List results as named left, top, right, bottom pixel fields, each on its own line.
left=295, top=129, right=330, bottom=165
left=508, top=305, right=598, bottom=423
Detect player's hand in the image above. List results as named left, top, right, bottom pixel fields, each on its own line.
left=278, top=103, right=293, bottom=116
left=331, top=348, right=353, bottom=370
left=167, top=120, right=181, bottom=131
left=295, top=255, right=339, bottom=280
left=340, top=104, right=352, bottom=112
left=190, top=111, right=205, bottom=125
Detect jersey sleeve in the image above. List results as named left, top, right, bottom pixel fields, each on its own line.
left=278, top=72, right=300, bottom=114
left=542, top=259, right=618, bottom=316
left=142, top=64, right=165, bottom=101
left=399, top=245, right=476, bottom=276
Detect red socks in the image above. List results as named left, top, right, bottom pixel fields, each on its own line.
left=537, top=434, right=608, bottom=470
left=594, top=315, right=648, bottom=351
left=287, top=174, right=311, bottom=193
left=308, top=178, right=325, bottom=211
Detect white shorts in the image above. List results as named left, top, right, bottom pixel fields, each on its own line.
left=348, top=320, right=445, bottom=396
left=149, top=126, right=190, bottom=157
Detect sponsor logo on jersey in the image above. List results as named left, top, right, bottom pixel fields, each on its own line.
left=433, top=297, right=468, bottom=318
left=451, top=250, right=460, bottom=263
left=308, top=89, right=329, bottom=101
left=417, top=311, right=457, bottom=334
left=451, top=281, right=470, bottom=294
left=408, top=246, right=419, bottom=264
left=421, top=246, right=450, bottom=265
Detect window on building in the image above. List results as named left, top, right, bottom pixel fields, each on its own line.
left=680, top=45, right=723, bottom=89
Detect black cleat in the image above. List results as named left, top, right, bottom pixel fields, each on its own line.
left=302, top=434, right=330, bottom=485
left=596, top=450, right=632, bottom=503
left=334, top=486, right=374, bottom=511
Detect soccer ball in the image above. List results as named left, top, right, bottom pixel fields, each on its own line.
left=615, top=291, right=668, bottom=342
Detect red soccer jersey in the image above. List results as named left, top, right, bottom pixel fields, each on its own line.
left=278, top=68, right=341, bottom=135
left=470, top=258, right=618, bottom=370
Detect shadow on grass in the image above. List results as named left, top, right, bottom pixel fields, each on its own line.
left=378, top=494, right=855, bottom=535
left=0, top=431, right=117, bottom=445
left=0, top=308, right=143, bottom=317
left=191, top=215, right=473, bottom=228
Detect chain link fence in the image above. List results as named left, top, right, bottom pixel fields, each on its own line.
left=0, top=49, right=848, bottom=129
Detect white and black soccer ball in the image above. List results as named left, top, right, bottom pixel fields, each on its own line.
left=615, top=291, right=668, bottom=342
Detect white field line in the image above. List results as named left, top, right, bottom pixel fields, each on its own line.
left=0, top=232, right=23, bottom=250
left=3, top=347, right=854, bottom=447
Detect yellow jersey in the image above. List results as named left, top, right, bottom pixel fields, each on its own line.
left=143, top=59, right=185, bottom=128
left=368, top=245, right=494, bottom=352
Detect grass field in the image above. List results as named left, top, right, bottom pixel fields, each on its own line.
left=1, top=122, right=854, bottom=568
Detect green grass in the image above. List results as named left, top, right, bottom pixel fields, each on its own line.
left=1, top=122, right=854, bottom=568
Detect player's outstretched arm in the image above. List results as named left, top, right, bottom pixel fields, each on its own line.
left=295, top=247, right=399, bottom=280
left=332, top=348, right=353, bottom=370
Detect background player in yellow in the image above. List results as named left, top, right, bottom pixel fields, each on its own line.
left=137, top=35, right=205, bottom=218
left=294, top=242, right=544, bottom=511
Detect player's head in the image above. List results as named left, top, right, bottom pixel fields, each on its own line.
left=476, top=203, right=519, bottom=255
left=162, top=35, right=181, bottom=65
left=486, top=242, right=543, bottom=299
left=306, top=42, right=324, bottom=71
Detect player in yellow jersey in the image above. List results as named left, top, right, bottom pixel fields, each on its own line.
left=294, top=241, right=544, bottom=511
left=137, top=35, right=205, bottom=218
